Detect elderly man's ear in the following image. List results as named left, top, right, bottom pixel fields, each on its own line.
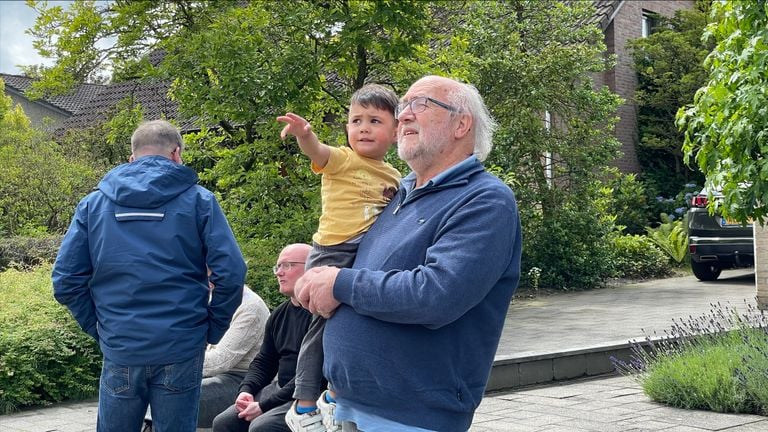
left=454, top=113, right=473, bottom=139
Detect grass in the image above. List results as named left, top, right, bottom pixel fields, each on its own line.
left=613, top=302, right=768, bottom=415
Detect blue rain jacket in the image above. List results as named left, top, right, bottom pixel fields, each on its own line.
left=53, top=155, right=246, bottom=365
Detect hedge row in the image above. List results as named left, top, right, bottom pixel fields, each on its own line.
left=0, top=264, right=101, bottom=414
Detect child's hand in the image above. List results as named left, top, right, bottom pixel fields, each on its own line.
left=277, top=113, right=313, bottom=140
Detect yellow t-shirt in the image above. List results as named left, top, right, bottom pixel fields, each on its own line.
left=311, top=146, right=401, bottom=246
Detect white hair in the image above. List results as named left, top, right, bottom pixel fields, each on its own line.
left=446, top=80, right=497, bottom=161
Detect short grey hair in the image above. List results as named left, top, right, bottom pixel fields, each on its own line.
left=131, top=120, right=184, bottom=154
left=446, top=80, right=497, bottom=162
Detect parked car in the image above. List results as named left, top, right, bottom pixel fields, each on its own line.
left=687, top=187, right=754, bottom=281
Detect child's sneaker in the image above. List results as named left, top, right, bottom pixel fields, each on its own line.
left=285, top=401, right=326, bottom=432
left=317, top=390, right=341, bottom=432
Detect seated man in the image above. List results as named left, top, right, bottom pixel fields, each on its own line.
left=213, top=243, right=314, bottom=432
left=199, top=284, right=271, bottom=427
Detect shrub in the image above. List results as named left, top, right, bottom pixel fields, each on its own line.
left=604, top=170, right=649, bottom=235
left=610, top=234, right=672, bottom=279
left=0, top=235, right=63, bottom=271
left=0, top=265, right=101, bottom=414
left=522, top=196, right=617, bottom=290
left=645, top=213, right=688, bottom=265
left=614, top=303, right=768, bottom=415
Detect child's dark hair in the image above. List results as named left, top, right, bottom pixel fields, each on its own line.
left=349, top=84, right=398, bottom=117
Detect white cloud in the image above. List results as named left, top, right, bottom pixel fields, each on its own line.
left=0, top=0, right=55, bottom=75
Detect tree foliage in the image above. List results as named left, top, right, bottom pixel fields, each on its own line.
left=25, top=0, right=626, bottom=292
left=628, top=7, right=711, bottom=196
left=454, top=1, right=623, bottom=288
left=0, top=79, right=100, bottom=236
left=678, top=1, right=768, bottom=225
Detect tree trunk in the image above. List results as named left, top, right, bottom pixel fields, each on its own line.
left=756, top=223, right=768, bottom=310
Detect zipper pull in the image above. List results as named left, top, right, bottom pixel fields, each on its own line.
left=393, top=203, right=401, bottom=215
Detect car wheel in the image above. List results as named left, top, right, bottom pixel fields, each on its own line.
left=691, top=261, right=722, bottom=281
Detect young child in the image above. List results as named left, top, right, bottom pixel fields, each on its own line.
left=277, top=84, right=401, bottom=432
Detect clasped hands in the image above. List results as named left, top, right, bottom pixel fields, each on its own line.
left=295, top=266, right=341, bottom=318
left=235, top=392, right=262, bottom=421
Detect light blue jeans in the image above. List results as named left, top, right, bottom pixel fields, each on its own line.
left=97, top=349, right=205, bottom=432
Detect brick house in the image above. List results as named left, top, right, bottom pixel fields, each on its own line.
left=592, top=0, right=695, bottom=173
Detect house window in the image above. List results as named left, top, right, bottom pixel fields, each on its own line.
left=642, top=12, right=657, bottom=37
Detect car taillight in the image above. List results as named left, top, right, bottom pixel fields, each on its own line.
left=691, top=195, right=708, bottom=207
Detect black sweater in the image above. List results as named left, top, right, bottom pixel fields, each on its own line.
left=238, top=300, right=312, bottom=412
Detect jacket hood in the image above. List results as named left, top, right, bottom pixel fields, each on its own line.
left=98, top=155, right=199, bottom=208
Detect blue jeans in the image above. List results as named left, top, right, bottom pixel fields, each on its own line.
left=98, top=350, right=205, bottom=432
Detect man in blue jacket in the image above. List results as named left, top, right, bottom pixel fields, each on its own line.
left=297, top=76, right=522, bottom=432
left=53, top=119, right=247, bottom=432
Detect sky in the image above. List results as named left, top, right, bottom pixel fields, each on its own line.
left=0, top=0, right=63, bottom=75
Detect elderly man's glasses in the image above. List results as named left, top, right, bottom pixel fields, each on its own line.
left=272, top=261, right=305, bottom=274
left=395, top=96, right=460, bottom=118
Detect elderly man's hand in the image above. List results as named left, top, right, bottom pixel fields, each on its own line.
left=296, top=266, right=341, bottom=318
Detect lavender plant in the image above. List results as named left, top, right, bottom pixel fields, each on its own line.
left=612, top=302, right=768, bottom=415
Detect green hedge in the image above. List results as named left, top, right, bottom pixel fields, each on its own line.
left=0, top=235, right=63, bottom=272
left=611, top=234, right=673, bottom=279
left=0, top=265, right=101, bottom=414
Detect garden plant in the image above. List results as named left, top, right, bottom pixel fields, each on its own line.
left=614, top=302, right=768, bottom=415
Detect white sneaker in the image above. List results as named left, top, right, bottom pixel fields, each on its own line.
left=317, top=390, right=341, bottom=432
left=285, top=401, right=326, bottom=432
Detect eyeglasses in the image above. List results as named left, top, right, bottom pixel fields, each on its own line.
left=394, top=96, right=460, bottom=118
left=272, top=261, right=305, bottom=274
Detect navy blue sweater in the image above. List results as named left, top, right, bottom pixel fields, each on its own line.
left=325, top=157, right=522, bottom=432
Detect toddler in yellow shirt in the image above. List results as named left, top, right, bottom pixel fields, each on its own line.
left=277, top=84, right=401, bottom=432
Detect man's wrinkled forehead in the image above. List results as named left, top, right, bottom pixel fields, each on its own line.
left=404, top=79, right=445, bottom=100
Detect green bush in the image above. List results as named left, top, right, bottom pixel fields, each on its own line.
left=646, top=213, right=688, bottom=265
left=610, top=234, right=672, bottom=279
left=0, top=235, right=63, bottom=271
left=615, top=303, right=768, bottom=415
left=522, top=194, right=617, bottom=290
left=604, top=170, right=649, bottom=235
left=0, top=265, right=101, bottom=414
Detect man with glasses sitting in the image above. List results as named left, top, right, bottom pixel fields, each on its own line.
left=296, top=76, right=522, bottom=432
left=212, top=244, right=313, bottom=432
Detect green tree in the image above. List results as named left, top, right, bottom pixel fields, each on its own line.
left=677, top=1, right=768, bottom=225
left=26, top=0, right=628, bottom=293
left=0, top=79, right=100, bottom=236
left=25, top=0, right=435, bottom=304
left=452, top=1, right=624, bottom=289
left=628, top=7, right=712, bottom=197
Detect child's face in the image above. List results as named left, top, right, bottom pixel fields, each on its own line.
left=346, top=103, right=398, bottom=160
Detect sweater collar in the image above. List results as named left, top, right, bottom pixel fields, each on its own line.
left=402, top=155, right=482, bottom=194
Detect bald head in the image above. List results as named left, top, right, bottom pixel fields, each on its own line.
left=275, top=243, right=312, bottom=300
left=281, top=243, right=312, bottom=258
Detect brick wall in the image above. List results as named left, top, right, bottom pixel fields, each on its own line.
left=756, top=224, right=768, bottom=309
left=602, top=0, right=695, bottom=173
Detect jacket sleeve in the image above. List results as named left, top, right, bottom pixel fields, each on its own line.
left=200, top=191, right=247, bottom=344
left=333, top=188, right=521, bottom=329
left=202, top=291, right=269, bottom=377
left=52, top=199, right=99, bottom=341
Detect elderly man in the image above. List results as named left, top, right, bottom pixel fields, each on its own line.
left=297, top=75, right=522, bottom=432
left=53, top=119, right=247, bottom=432
left=213, top=243, right=314, bottom=432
